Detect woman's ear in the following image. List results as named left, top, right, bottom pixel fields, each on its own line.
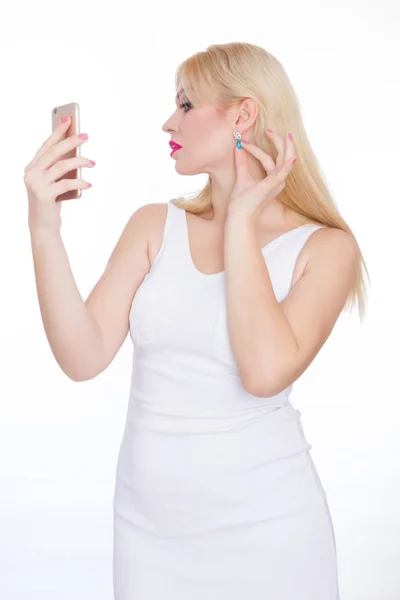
left=235, top=98, right=259, bottom=130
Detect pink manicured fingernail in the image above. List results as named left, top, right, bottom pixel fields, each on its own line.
left=288, top=133, right=293, bottom=141
left=79, top=133, right=88, bottom=140
left=292, top=157, right=297, bottom=165
left=241, top=140, right=249, bottom=144
left=61, top=116, right=69, bottom=124
left=266, top=129, right=273, bottom=134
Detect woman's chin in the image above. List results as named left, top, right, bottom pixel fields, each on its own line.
left=174, top=160, right=199, bottom=176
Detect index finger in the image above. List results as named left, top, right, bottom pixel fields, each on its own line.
left=26, top=116, right=71, bottom=170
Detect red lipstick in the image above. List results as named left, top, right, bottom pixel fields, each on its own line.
left=169, top=141, right=182, bottom=156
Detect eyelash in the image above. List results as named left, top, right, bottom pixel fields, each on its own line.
left=179, top=101, right=193, bottom=113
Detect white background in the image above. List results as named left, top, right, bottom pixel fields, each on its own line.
left=1, top=0, right=399, bottom=598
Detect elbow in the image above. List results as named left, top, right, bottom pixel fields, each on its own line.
left=242, top=372, right=278, bottom=398
left=245, top=380, right=284, bottom=398
left=68, top=373, right=96, bottom=383
left=62, top=368, right=94, bottom=383
left=242, top=366, right=289, bottom=398
left=241, top=349, right=300, bottom=398
left=67, top=365, right=106, bottom=382
left=58, top=361, right=103, bottom=383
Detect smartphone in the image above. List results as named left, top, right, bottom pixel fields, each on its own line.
left=51, top=102, right=81, bottom=201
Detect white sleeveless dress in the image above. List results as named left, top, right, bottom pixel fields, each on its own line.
left=113, top=201, right=340, bottom=599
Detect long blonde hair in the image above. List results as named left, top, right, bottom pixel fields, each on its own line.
left=170, top=42, right=370, bottom=321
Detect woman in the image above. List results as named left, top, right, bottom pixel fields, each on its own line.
left=25, top=43, right=369, bottom=599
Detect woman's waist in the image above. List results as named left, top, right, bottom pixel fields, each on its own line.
left=129, top=368, right=292, bottom=423
left=124, top=390, right=309, bottom=445
left=128, top=388, right=291, bottom=432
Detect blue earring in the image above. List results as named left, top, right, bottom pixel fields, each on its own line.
left=233, top=129, right=242, bottom=149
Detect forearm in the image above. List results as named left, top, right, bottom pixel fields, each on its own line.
left=224, top=211, right=298, bottom=394
left=29, top=229, right=105, bottom=381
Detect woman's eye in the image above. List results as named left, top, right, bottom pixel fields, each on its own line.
left=179, top=101, right=193, bottom=113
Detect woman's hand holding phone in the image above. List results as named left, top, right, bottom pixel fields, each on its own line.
left=24, top=116, right=95, bottom=235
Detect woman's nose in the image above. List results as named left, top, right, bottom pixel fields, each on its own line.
left=162, top=122, right=175, bottom=133
left=162, top=113, right=179, bottom=133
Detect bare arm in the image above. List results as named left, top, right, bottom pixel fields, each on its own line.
left=224, top=211, right=359, bottom=397
left=30, top=205, right=153, bottom=381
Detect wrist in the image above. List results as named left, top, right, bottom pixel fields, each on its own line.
left=226, top=205, right=257, bottom=227
left=29, top=226, right=61, bottom=243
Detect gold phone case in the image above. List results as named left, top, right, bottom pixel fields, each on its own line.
left=51, top=102, right=81, bottom=201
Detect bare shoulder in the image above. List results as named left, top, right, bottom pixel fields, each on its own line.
left=115, top=202, right=167, bottom=260
left=292, top=226, right=359, bottom=287
left=305, top=226, right=359, bottom=260
left=135, top=202, right=168, bottom=220
left=136, top=202, right=169, bottom=266
left=128, top=202, right=167, bottom=233
left=301, top=226, right=360, bottom=277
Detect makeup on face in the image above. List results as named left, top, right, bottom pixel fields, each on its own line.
left=169, top=141, right=182, bottom=157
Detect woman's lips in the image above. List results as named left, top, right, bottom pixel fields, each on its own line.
left=169, top=141, right=182, bottom=157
